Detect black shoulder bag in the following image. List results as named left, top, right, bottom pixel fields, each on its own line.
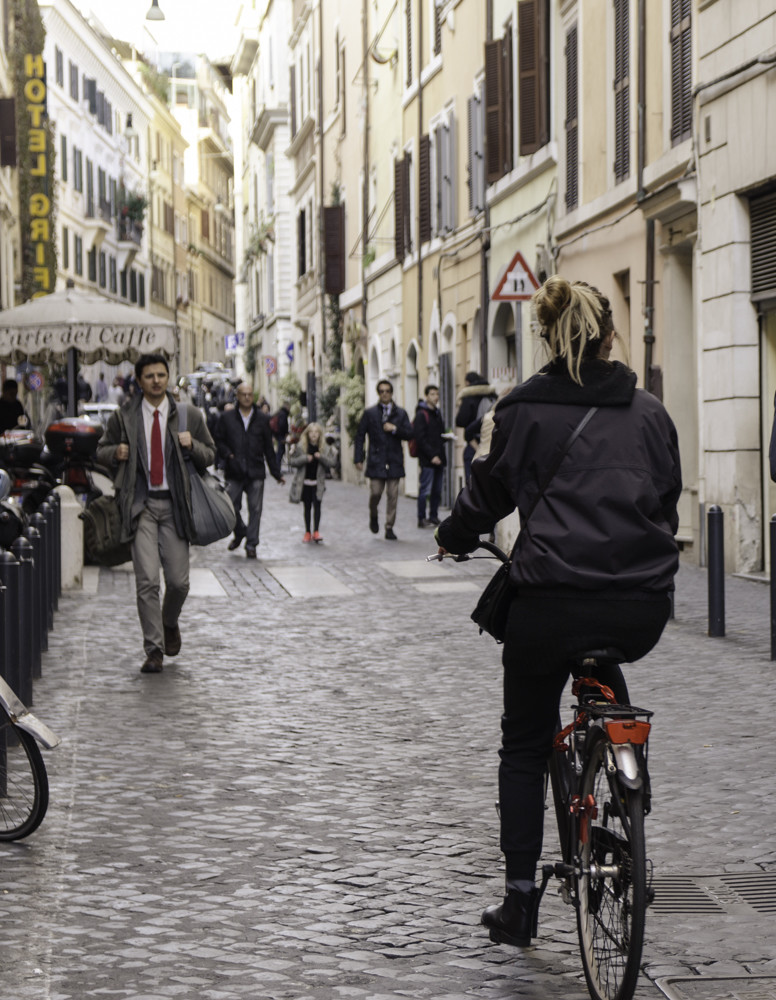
left=471, top=407, right=598, bottom=643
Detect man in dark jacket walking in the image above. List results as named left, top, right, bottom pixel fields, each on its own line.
left=215, top=383, right=285, bottom=558
left=354, top=379, right=413, bottom=540
left=455, top=371, right=497, bottom=482
left=414, top=384, right=447, bottom=528
left=270, top=402, right=291, bottom=472
left=96, top=353, right=216, bottom=674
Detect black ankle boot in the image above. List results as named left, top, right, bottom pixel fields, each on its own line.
left=481, top=887, right=540, bottom=947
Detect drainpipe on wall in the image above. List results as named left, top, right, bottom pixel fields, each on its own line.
left=481, top=0, right=493, bottom=378
left=318, top=0, right=326, bottom=412
left=361, top=0, right=369, bottom=332
left=417, top=0, right=423, bottom=350
left=637, top=0, right=656, bottom=396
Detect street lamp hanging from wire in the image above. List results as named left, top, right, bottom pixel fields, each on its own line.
left=146, top=0, right=165, bottom=21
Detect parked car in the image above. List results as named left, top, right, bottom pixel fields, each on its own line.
left=81, top=402, right=119, bottom=429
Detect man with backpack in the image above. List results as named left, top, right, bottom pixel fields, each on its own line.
left=413, top=384, right=447, bottom=528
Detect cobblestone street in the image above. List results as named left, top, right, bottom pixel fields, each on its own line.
left=1, top=477, right=775, bottom=999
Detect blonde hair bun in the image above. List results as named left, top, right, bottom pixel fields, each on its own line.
left=531, top=275, right=613, bottom=384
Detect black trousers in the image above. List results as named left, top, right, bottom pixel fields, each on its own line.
left=302, top=484, right=321, bottom=532
left=498, top=593, right=671, bottom=881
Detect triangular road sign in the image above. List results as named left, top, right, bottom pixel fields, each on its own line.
left=492, top=251, right=540, bottom=301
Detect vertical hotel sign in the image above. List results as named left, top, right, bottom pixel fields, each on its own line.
left=23, top=54, right=55, bottom=298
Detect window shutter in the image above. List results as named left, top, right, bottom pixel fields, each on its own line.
left=0, top=98, right=17, bottom=168
left=443, top=118, right=456, bottom=232
left=750, top=191, right=776, bottom=301
left=419, top=134, right=431, bottom=244
left=323, top=203, right=346, bottom=294
left=394, top=157, right=404, bottom=259
left=289, top=65, right=297, bottom=137
left=613, top=0, right=630, bottom=181
left=518, top=0, right=548, bottom=156
left=297, top=209, right=306, bottom=277
left=201, top=207, right=210, bottom=241
left=402, top=154, right=412, bottom=254
left=484, top=39, right=504, bottom=183
left=467, top=96, right=475, bottom=212
left=433, top=3, right=442, bottom=56
left=406, top=0, right=413, bottom=87
left=503, top=27, right=514, bottom=171
left=670, top=0, right=692, bottom=144
left=565, top=24, right=579, bottom=210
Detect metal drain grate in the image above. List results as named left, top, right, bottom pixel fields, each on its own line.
left=651, top=875, right=725, bottom=914
left=719, top=873, right=776, bottom=914
left=655, top=975, right=776, bottom=1000
left=650, top=872, right=776, bottom=915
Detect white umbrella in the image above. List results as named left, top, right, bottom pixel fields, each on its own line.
left=0, top=283, right=175, bottom=366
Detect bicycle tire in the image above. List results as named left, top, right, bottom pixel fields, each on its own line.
left=0, top=711, right=49, bottom=841
left=575, top=732, right=647, bottom=1000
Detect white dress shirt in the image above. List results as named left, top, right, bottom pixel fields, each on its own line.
left=141, top=395, right=170, bottom=490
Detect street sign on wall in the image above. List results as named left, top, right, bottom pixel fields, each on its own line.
left=492, top=251, right=540, bottom=301
left=264, top=356, right=277, bottom=376
left=225, top=331, right=246, bottom=352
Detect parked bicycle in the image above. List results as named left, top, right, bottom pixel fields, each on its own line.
left=431, top=540, right=654, bottom=1000
left=0, top=674, right=60, bottom=840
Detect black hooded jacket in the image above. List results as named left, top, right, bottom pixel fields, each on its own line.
left=437, top=360, right=682, bottom=596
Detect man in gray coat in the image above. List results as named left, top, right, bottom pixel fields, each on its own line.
left=97, top=353, right=216, bottom=674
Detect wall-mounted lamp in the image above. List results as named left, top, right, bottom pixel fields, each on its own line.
left=146, top=0, right=165, bottom=21
left=124, top=113, right=138, bottom=140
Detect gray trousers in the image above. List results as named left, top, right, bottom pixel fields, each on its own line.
left=369, top=478, right=399, bottom=528
left=225, top=477, right=265, bottom=547
left=131, top=497, right=190, bottom=657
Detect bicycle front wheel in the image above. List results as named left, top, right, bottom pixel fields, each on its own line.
left=0, top=711, right=49, bottom=841
left=575, top=733, right=647, bottom=1000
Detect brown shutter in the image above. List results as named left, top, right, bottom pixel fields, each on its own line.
left=467, top=96, right=475, bottom=211
left=613, top=0, right=630, bottom=180
left=565, top=24, right=579, bottom=210
left=419, top=133, right=431, bottom=244
left=518, top=0, right=548, bottom=156
left=670, top=0, right=692, bottom=144
left=323, top=203, right=346, bottom=294
left=484, top=39, right=504, bottom=183
left=503, top=26, right=514, bottom=171
left=0, top=98, right=16, bottom=168
left=406, top=0, right=413, bottom=87
left=750, top=190, right=776, bottom=301
left=402, top=154, right=412, bottom=254
left=433, top=3, right=442, bottom=56
left=289, top=65, right=297, bottom=137
left=394, top=157, right=404, bottom=259
left=201, top=207, right=210, bottom=240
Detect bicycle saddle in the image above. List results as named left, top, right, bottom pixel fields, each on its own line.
left=572, top=647, right=626, bottom=668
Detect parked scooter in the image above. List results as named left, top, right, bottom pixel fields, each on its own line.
left=42, top=417, right=113, bottom=506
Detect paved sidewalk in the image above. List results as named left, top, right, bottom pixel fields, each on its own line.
left=1, top=475, right=775, bottom=1000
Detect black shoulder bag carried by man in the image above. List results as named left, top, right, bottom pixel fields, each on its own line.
left=471, top=407, right=598, bottom=643
left=178, top=404, right=236, bottom=546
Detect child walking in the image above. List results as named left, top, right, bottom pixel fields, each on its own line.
left=288, top=423, right=334, bottom=542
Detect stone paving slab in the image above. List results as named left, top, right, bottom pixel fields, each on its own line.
left=1, top=476, right=775, bottom=998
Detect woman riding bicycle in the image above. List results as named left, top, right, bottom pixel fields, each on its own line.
left=436, top=275, right=681, bottom=948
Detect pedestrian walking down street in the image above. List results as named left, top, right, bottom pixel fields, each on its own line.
left=94, top=371, right=108, bottom=402
left=354, top=379, right=413, bottom=540
left=96, top=353, right=216, bottom=674
left=437, top=276, right=682, bottom=949
left=214, top=382, right=285, bottom=559
left=413, top=384, right=447, bottom=528
left=270, top=402, right=291, bottom=472
left=455, top=372, right=497, bottom=483
left=288, top=422, right=334, bottom=542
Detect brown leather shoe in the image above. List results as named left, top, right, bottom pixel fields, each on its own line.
left=140, top=652, right=163, bottom=673
left=163, top=623, right=181, bottom=657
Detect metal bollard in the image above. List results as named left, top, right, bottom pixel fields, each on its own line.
left=23, top=525, right=43, bottom=677
left=707, top=504, right=725, bottom=637
left=10, top=536, right=35, bottom=706
left=48, top=491, right=61, bottom=609
left=40, top=500, right=55, bottom=630
left=0, top=550, right=21, bottom=696
left=29, top=513, right=49, bottom=654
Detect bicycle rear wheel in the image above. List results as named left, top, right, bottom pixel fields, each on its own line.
left=576, top=733, right=647, bottom=1000
left=0, top=710, right=49, bottom=841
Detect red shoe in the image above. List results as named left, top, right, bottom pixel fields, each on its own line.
left=303, top=531, right=312, bottom=542
left=313, top=531, right=322, bottom=542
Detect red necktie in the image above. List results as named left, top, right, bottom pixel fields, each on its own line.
left=150, top=409, right=163, bottom=486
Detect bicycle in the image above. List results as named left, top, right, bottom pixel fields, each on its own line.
left=432, top=540, right=654, bottom=1000
left=0, top=674, right=60, bottom=841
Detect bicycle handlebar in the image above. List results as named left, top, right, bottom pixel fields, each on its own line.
left=426, top=537, right=509, bottom=564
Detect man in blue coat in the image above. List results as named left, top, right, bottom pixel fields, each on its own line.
left=354, top=379, right=413, bottom=540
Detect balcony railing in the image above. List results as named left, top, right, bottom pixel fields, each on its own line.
left=117, top=218, right=143, bottom=244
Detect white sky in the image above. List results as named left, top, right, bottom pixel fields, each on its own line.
left=77, top=0, right=244, bottom=60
